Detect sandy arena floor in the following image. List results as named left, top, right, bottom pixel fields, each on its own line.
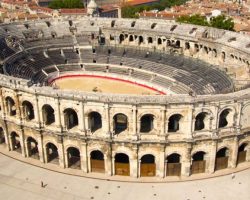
left=53, top=76, right=162, bottom=95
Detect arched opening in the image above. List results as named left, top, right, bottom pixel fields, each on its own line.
left=0, top=127, right=5, bottom=145
left=129, top=35, right=134, bottom=42
left=140, top=154, right=156, bottom=177
left=237, top=143, right=248, bottom=165
left=194, top=112, right=208, bottom=131
left=42, top=104, right=55, bottom=125
left=194, top=43, right=199, bottom=52
left=168, top=114, right=182, bottom=132
left=215, top=147, right=229, bottom=171
left=27, top=137, right=39, bottom=159
left=185, top=42, right=190, bottom=50
left=113, top=113, right=127, bottom=134
left=140, top=114, right=154, bottom=133
left=46, top=143, right=59, bottom=164
left=22, top=101, right=34, bottom=121
left=90, top=150, right=105, bottom=173
left=119, top=34, right=124, bottom=44
left=88, top=112, right=102, bottom=132
left=10, top=132, right=21, bottom=153
left=64, top=108, right=78, bottom=129
left=138, top=36, right=143, bottom=45
left=166, top=40, right=171, bottom=47
left=115, top=153, right=130, bottom=176
left=175, top=40, right=180, bottom=48
left=191, top=151, right=206, bottom=174
left=218, top=109, right=231, bottom=128
left=67, top=147, right=81, bottom=169
left=6, top=96, right=16, bottom=116
left=157, top=38, right=162, bottom=45
left=166, top=153, right=181, bottom=176
left=221, top=52, right=226, bottom=62
left=148, top=37, right=153, bottom=44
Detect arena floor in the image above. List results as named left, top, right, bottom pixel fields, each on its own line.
left=52, top=75, right=163, bottom=95
left=0, top=153, right=249, bottom=200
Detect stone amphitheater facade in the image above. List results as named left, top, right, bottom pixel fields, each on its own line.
left=0, top=17, right=250, bottom=179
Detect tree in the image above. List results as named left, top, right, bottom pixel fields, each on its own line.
left=210, top=15, right=234, bottom=31
left=176, top=14, right=234, bottom=31
left=49, top=0, right=84, bottom=9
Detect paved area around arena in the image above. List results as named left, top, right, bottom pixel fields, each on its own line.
left=0, top=153, right=249, bottom=200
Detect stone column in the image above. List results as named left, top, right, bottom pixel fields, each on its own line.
left=80, top=101, right=86, bottom=135
left=57, top=136, right=65, bottom=168
left=230, top=137, right=239, bottom=168
left=158, top=148, right=165, bottom=178
left=3, top=122, right=11, bottom=151
left=34, top=93, right=41, bottom=128
left=80, top=141, right=88, bottom=172
left=131, top=146, right=138, bottom=178
left=181, top=144, right=192, bottom=176
left=159, top=108, right=166, bottom=141
left=37, top=134, right=45, bottom=163
left=20, top=129, right=26, bottom=157
left=208, top=140, right=217, bottom=173
left=132, top=105, right=137, bottom=140
left=111, top=155, right=115, bottom=175
left=104, top=104, right=111, bottom=138
left=56, top=97, right=63, bottom=131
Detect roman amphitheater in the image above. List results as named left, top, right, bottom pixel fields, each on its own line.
left=0, top=16, right=249, bottom=180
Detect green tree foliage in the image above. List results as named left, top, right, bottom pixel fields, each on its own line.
left=49, top=0, right=84, bottom=9
left=121, top=0, right=188, bottom=18
left=177, top=14, right=234, bottom=31
left=210, top=15, right=234, bottom=31
left=177, top=14, right=209, bottom=26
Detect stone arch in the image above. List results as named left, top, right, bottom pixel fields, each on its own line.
left=140, top=114, right=155, bottom=133
left=42, top=104, right=55, bottom=125
left=194, top=112, right=210, bottom=131
left=5, top=96, right=16, bottom=116
left=138, top=36, right=143, bottom=45
left=67, top=146, right=81, bottom=169
left=10, top=131, right=21, bottom=153
left=166, top=153, right=181, bottom=176
left=237, top=142, right=248, bottom=165
left=215, top=147, right=229, bottom=171
left=27, top=136, right=39, bottom=159
left=115, top=153, right=130, bottom=176
left=175, top=40, right=180, bottom=48
left=185, top=42, right=190, bottom=50
left=113, top=113, right=128, bottom=134
left=157, top=38, right=162, bottom=45
left=119, top=34, right=124, bottom=44
left=221, top=51, right=226, bottom=62
left=0, top=127, right=5, bottom=145
left=147, top=37, right=153, bottom=44
left=22, top=100, right=35, bottom=121
left=168, top=114, right=183, bottom=132
left=129, top=35, right=134, bottom=42
left=63, top=108, right=78, bottom=130
left=140, top=154, right=156, bottom=177
left=240, top=103, right=250, bottom=129
left=90, top=150, right=105, bottom=173
left=191, top=151, right=206, bottom=174
left=218, top=108, right=234, bottom=128
left=88, top=111, right=102, bottom=132
left=194, top=43, right=199, bottom=52
left=45, top=142, right=59, bottom=164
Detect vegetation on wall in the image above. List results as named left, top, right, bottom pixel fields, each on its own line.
left=177, top=14, right=234, bottom=31
left=121, top=0, right=188, bottom=18
left=48, top=0, right=84, bottom=9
